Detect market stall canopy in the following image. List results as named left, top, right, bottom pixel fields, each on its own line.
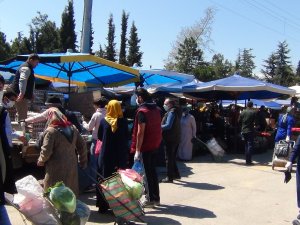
left=289, top=85, right=300, bottom=97
left=111, top=68, right=195, bottom=93
left=148, top=79, right=201, bottom=94
left=182, top=74, right=296, bottom=100
left=0, top=53, right=140, bottom=88
left=221, top=99, right=282, bottom=110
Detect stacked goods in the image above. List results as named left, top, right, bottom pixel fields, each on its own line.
left=26, top=111, right=47, bottom=139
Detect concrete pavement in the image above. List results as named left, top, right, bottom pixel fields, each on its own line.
left=6, top=149, right=298, bottom=225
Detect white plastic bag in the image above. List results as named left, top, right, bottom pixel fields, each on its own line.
left=14, top=175, right=60, bottom=225
left=206, top=138, right=225, bottom=160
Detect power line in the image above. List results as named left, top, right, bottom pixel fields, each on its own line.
left=210, top=0, right=300, bottom=43
left=243, top=0, right=300, bottom=33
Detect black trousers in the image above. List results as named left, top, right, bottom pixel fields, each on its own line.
left=165, top=141, right=180, bottom=181
left=142, top=150, right=160, bottom=202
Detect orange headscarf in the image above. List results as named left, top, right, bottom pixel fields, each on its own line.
left=105, top=100, right=123, bottom=133
left=46, top=107, right=72, bottom=128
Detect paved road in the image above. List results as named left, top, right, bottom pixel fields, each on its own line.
left=6, top=149, right=299, bottom=225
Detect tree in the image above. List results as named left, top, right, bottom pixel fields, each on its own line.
left=95, top=44, right=105, bottom=58
left=174, top=37, right=204, bottom=74
left=127, top=21, right=143, bottom=67
left=296, top=60, right=300, bottom=77
left=234, top=48, right=255, bottom=77
left=89, top=23, right=94, bottom=53
left=104, top=14, right=117, bottom=61
left=29, top=12, right=60, bottom=53
left=0, top=31, right=11, bottom=60
left=10, top=32, right=32, bottom=55
left=119, top=10, right=129, bottom=65
left=261, top=53, right=277, bottom=83
left=60, top=0, right=77, bottom=52
left=274, top=41, right=294, bottom=86
left=210, top=53, right=233, bottom=79
left=165, top=7, right=216, bottom=70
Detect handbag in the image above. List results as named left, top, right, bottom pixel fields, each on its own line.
left=274, top=140, right=294, bottom=158
left=95, top=139, right=102, bottom=155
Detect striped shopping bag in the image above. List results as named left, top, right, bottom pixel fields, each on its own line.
left=100, top=173, right=144, bottom=222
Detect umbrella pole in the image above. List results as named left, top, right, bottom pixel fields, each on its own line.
left=67, top=72, right=71, bottom=108
left=234, top=99, right=237, bottom=153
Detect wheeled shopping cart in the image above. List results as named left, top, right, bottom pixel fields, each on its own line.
left=98, top=173, right=144, bottom=225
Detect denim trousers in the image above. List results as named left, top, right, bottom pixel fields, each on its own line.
left=242, top=132, right=254, bottom=163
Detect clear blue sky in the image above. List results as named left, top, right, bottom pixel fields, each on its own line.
left=1, top=0, right=300, bottom=75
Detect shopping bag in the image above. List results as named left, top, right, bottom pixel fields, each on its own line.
left=274, top=140, right=294, bottom=158
left=95, top=140, right=102, bottom=155
left=100, top=173, right=143, bottom=221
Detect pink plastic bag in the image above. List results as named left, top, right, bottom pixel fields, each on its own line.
left=118, top=169, right=142, bottom=183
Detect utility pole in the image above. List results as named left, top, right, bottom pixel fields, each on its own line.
left=80, top=0, right=93, bottom=53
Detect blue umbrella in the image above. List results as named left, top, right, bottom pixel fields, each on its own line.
left=221, top=99, right=282, bottom=110
left=0, top=53, right=140, bottom=92
left=112, top=69, right=195, bottom=93
left=148, top=79, right=201, bottom=93
left=182, top=74, right=295, bottom=100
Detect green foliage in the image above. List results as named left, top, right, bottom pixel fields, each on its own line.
left=261, top=53, right=277, bottom=83
left=0, top=31, right=11, bottom=60
left=210, top=53, right=233, bottom=79
left=235, top=48, right=255, bottom=77
left=104, top=14, right=117, bottom=62
left=10, top=33, right=32, bottom=55
left=174, top=37, right=204, bottom=74
left=29, top=12, right=60, bottom=53
left=60, top=0, right=77, bottom=52
left=275, top=41, right=294, bottom=86
left=261, top=41, right=295, bottom=86
left=95, top=44, right=105, bottom=58
left=127, top=21, right=143, bottom=67
left=119, top=10, right=129, bottom=65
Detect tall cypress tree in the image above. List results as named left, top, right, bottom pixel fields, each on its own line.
left=127, top=21, right=143, bottom=67
left=95, top=44, right=105, bottom=58
left=275, top=41, right=294, bottom=86
left=60, top=0, right=77, bottom=52
left=261, top=53, right=277, bottom=83
left=104, top=14, right=117, bottom=62
left=89, top=23, right=94, bottom=53
left=119, top=10, right=129, bottom=65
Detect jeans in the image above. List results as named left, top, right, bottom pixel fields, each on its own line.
left=142, top=150, right=160, bottom=202
left=242, top=132, right=254, bottom=164
left=0, top=205, right=12, bottom=225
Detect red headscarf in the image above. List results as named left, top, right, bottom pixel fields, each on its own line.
left=46, top=107, right=72, bottom=128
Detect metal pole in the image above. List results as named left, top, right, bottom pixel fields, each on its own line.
left=80, top=0, right=93, bottom=53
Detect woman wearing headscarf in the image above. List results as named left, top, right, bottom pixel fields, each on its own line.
left=275, top=106, right=295, bottom=142
left=96, top=100, right=129, bottom=213
left=37, top=107, right=87, bottom=196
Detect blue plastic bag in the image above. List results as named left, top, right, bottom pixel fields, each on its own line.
left=132, top=160, right=144, bottom=176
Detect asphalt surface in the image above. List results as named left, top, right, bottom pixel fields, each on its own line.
left=6, top=149, right=299, bottom=225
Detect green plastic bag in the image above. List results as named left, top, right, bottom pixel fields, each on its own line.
left=45, top=182, right=77, bottom=213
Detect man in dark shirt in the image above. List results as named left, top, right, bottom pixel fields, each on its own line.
left=11, top=53, right=40, bottom=120
left=238, top=101, right=257, bottom=165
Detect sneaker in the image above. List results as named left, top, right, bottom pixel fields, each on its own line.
left=160, top=177, right=173, bottom=183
